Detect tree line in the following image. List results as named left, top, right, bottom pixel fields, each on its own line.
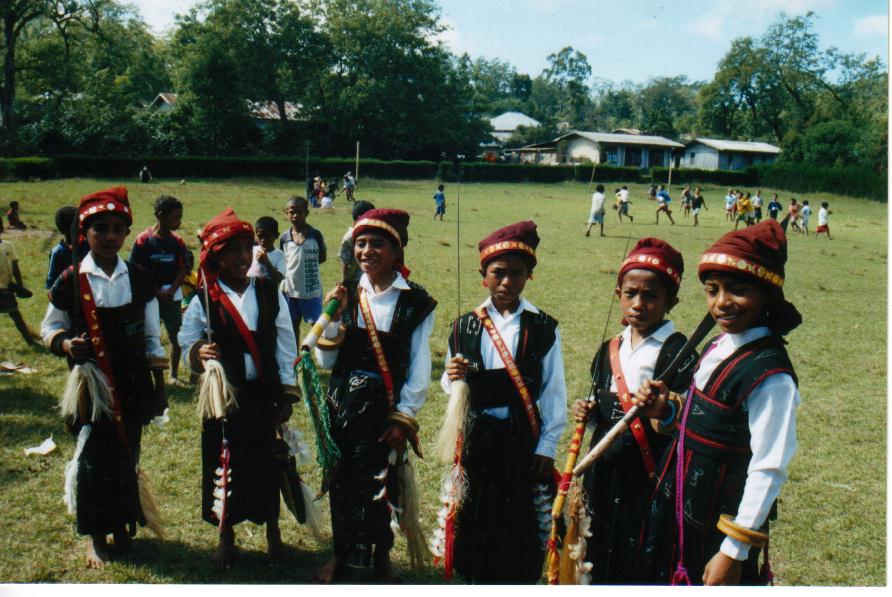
left=1, top=2, right=886, bottom=171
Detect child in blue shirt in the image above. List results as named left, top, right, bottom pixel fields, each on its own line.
left=434, top=184, right=446, bottom=221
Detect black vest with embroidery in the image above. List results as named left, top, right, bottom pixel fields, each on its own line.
left=202, top=277, right=283, bottom=394
left=49, top=262, right=156, bottom=420
left=587, top=328, right=695, bottom=464
left=448, top=307, right=558, bottom=427
left=685, top=334, right=797, bottom=461
left=334, top=278, right=437, bottom=404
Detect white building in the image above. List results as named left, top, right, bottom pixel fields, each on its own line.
left=489, top=111, right=541, bottom=144
left=683, top=138, right=781, bottom=170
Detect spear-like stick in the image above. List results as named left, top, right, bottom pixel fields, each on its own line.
left=574, top=313, right=715, bottom=476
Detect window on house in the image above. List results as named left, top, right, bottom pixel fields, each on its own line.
left=625, top=147, right=641, bottom=166
left=689, top=152, right=696, bottom=164
left=606, top=148, right=618, bottom=165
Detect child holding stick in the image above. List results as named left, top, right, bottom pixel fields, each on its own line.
left=634, top=219, right=801, bottom=586
left=178, top=208, right=298, bottom=569
left=436, top=221, right=567, bottom=584
left=570, top=238, right=696, bottom=584
left=41, top=186, right=168, bottom=568
left=313, top=209, right=437, bottom=583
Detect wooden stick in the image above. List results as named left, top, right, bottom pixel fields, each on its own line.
left=573, top=313, right=715, bottom=476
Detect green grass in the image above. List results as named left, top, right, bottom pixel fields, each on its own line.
left=0, top=177, right=885, bottom=585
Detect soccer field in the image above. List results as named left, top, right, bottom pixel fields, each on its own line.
left=0, top=177, right=885, bottom=585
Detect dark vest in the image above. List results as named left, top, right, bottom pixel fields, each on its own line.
left=587, top=326, right=696, bottom=464
left=684, top=334, right=798, bottom=462
left=334, top=278, right=437, bottom=405
left=49, top=261, right=156, bottom=421
left=448, top=306, right=558, bottom=426
left=201, top=277, right=283, bottom=395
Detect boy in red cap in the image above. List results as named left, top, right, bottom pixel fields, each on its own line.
left=178, top=207, right=298, bottom=569
left=570, top=237, right=696, bottom=584
left=634, top=219, right=801, bottom=585
left=313, top=208, right=437, bottom=582
left=437, top=220, right=567, bottom=584
left=41, top=186, right=168, bottom=569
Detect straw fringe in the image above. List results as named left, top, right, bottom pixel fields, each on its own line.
left=396, top=457, right=431, bottom=569
left=138, top=467, right=165, bottom=539
left=197, top=359, right=237, bottom=419
left=63, top=425, right=91, bottom=514
left=60, top=362, right=114, bottom=423
left=434, top=380, right=469, bottom=463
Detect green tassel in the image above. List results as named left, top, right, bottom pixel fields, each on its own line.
left=295, top=351, right=340, bottom=475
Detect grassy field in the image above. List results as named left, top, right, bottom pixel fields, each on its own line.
left=0, top=177, right=885, bottom=585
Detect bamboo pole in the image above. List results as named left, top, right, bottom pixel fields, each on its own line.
left=355, top=141, right=360, bottom=187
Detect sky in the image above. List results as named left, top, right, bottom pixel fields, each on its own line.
left=130, top=0, right=888, bottom=84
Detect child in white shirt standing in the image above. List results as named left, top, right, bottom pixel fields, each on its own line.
left=815, top=201, right=832, bottom=240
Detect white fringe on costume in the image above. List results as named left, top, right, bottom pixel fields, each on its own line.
left=300, top=480, right=329, bottom=542
left=63, top=424, right=92, bottom=514
left=434, top=380, right=470, bottom=463
left=60, top=362, right=114, bottom=423
left=137, top=467, right=165, bottom=539
left=395, top=455, right=430, bottom=568
left=562, top=481, right=594, bottom=585
left=197, top=359, right=237, bottom=419
left=429, top=461, right=467, bottom=558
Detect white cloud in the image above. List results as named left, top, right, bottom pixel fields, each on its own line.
left=687, top=14, right=726, bottom=41
left=750, top=0, right=836, bottom=13
left=853, top=14, right=888, bottom=38
left=129, top=0, right=198, bottom=33
left=433, top=17, right=473, bottom=55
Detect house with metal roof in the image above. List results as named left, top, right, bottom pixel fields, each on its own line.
left=148, top=93, right=304, bottom=125
left=683, top=138, right=781, bottom=170
left=489, top=111, right=541, bottom=144
left=510, top=130, right=684, bottom=167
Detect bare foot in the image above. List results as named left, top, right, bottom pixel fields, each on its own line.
left=314, top=554, right=343, bottom=584
left=86, top=535, right=110, bottom=569
left=212, top=526, right=237, bottom=570
left=113, top=528, right=133, bottom=554
left=266, top=521, right=285, bottom=566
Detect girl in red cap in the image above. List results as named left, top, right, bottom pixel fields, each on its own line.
left=41, top=186, right=168, bottom=569
left=634, top=219, right=802, bottom=585
left=178, top=208, right=299, bottom=569
left=570, top=237, right=696, bottom=584
left=312, top=208, right=437, bottom=582
left=437, top=220, right=567, bottom=584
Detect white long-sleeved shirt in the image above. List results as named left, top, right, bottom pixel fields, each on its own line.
left=440, top=297, right=568, bottom=459
left=691, top=327, right=799, bottom=561
left=178, top=277, right=296, bottom=386
left=40, top=252, right=165, bottom=359
left=607, top=320, right=676, bottom=394
left=315, top=272, right=435, bottom=419
left=590, top=192, right=606, bottom=215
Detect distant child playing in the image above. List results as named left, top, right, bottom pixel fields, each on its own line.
left=724, top=190, right=736, bottom=221
left=130, top=196, right=192, bottom=386
left=815, top=201, right=832, bottom=239
left=799, top=200, right=812, bottom=236
left=767, top=194, right=782, bottom=220
left=434, top=184, right=446, bottom=221
left=46, top=206, right=83, bottom=290
left=7, top=201, right=26, bottom=230
left=248, top=216, right=286, bottom=285
left=179, top=208, right=298, bottom=569
left=616, top=185, right=633, bottom=223
left=635, top=219, right=802, bottom=586
left=691, top=187, right=708, bottom=226
left=1, top=235, right=37, bottom=345
left=655, top=186, right=675, bottom=225
left=585, top=184, right=607, bottom=237
left=41, top=186, right=168, bottom=568
left=788, top=198, right=801, bottom=233
left=280, top=196, right=326, bottom=342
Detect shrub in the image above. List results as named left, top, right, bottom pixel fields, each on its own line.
left=53, top=155, right=438, bottom=180
left=439, top=161, right=576, bottom=183
left=649, top=167, right=756, bottom=187
left=749, top=163, right=886, bottom=202
left=0, top=157, right=57, bottom=181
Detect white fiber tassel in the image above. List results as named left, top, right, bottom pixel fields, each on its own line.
left=60, top=362, right=114, bottom=423
left=299, top=480, right=329, bottom=542
left=434, top=379, right=469, bottom=463
left=373, top=486, right=387, bottom=501
left=373, top=466, right=388, bottom=482
left=394, top=453, right=432, bottom=569
left=197, top=359, right=237, bottom=420
left=63, top=425, right=91, bottom=514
